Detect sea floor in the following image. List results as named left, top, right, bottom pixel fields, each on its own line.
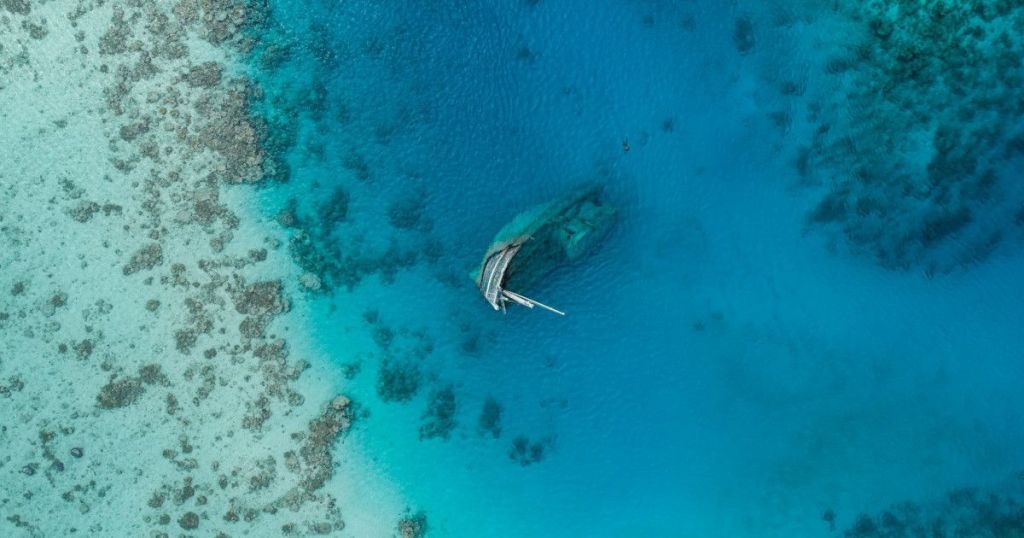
left=3, top=1, right=1024, bottom=537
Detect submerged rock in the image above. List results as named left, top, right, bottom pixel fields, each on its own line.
left=298, top=396, right=355, bottom=491
left=376, top=360, right=421, bottom=402
left=508, top=435, right=551, bottom=466
left=398, top=511, right=428, bottom=538
left=178, top=511, right=199, bottom=530
left=801, top=1, right=1024, bottom=272
left=477, top=397, right=502, bottom=439
left=1, top=0, right=31, bottom=16
left=418, top=386, right=456, bottom=440
left=184, top=61, right=223, bottom=88
left=733, top=16, right=755, bottom=55
left=122, top=243, right=164, bottom=275
left=96, top=377, right=144, bottom=409
left=231, top=279, right=287, bottom=316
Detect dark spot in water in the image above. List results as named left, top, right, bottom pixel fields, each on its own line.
left=823, top=508, right=836, bottom=531
left=376, top=360, right=421, bottom=402
left=508, top=435, right=551, bottom=466
left=516, top=46, right=536, bottom=63
left=318, top=187, right=349, bottom=228
left=419, top=386, right=457, bottom=440
left=478, top=397, right=502, bottom=438
left=733, top=16, right=755, bottom=55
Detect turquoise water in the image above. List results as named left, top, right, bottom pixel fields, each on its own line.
left=249, top=1, right=1024, bottom=536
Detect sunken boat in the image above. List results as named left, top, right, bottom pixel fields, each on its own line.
left=471, top=183, right=617, bottom=315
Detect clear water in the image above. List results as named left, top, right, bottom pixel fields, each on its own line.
left=252, top=1, right=1024, bottom=536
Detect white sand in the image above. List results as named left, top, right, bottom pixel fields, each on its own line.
left=0, top=1, right=402, bottom=536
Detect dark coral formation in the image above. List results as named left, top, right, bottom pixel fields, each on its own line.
left=388, top=192, right=430, bottom=231
left=802, top=1, right=1024, bottom=272
left=297, top=396, right=355, bottom=491
left=96, top=363, right=175, bottom=409
left=194, top=83, right=277, bottom=184
left=418, top=386, right=457, bottom=440
left=281, top=195, right=424, bottom=292
left=230, top=278, right=287, bottom=317
left=178, top=511, right=200, bottom=530
left=477, top=397, right=502, bottom=439
left=96, top=376, right=145, bottom=409
left=236, top=13, right=454, bottom=294
left=733, top=16, right=755, bottom=55
left=0, top=375, right=26, bottom=398
left=398, top=511, right=428, bottom=538
left=318, top=187, right=350, bottom=230
left=123, top=243, right=164, bottom=275
left=376, top=360, right=422, bottom=402
left=184, top=61, right=224, bottom=88
left=0, top=0, right=30, bottom=16
left=508, top=435, right=552, bottom=466
left=361, top=312, right=436, bottom=406
left=841, top=486, right=1024, bottom=538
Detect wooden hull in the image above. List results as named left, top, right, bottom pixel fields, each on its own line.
left=471, top=183, right=616, bottom=313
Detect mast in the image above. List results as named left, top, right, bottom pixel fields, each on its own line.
left=501, top=289, right=565, bottom=316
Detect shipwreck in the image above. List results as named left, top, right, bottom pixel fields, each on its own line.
left=471, top=183, right=617, bottom=315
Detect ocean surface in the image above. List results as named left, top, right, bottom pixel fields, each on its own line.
left=248, top=0, right=1024, bottom=536
left=2, top=0, right=1024, bottom=537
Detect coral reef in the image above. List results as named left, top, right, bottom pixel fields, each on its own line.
left=296, top=396, right=356, bottom=491
left=477, top=397, right=503, bottom=439
left=95, top=376, right=144, bottom=409
left=376, top=360, right=422, bottom=403
left=282, top=195, right=426, bottom=292
left=841, top=485, right=1024, bottom=538
left=398, top=511, right=429, bottom=538
left=418, top=386, right=457, bottom=440
left=733, top=16, right=755, bottom=55
left=801, top=1, right=1024, bottom=272
left=122, top=243, right=164, bottom=275
left=0, top=0, right=364, bottom=534
left=508, top=435, right=554, bottom=466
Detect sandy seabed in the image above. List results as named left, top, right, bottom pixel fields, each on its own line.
left=0, top=1, right=406, bottom=536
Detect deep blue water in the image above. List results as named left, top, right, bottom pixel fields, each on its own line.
left=249, top=1, right=1024, bottom=536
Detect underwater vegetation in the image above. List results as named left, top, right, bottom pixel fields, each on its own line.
left=508, top=435, right=553, bottom=467
left=840, top=484, right=1024, bottom=538
left=733, top=16, right=756, bottom=55
left=477, top=397, right=503, bottom=439
left=418, top=386, right=457, bottom=441
left=376, top=360, right=423, bottom=403
left=802, top=0, right=1024, bottom=273
left=398, top=511, right=429, bottom=538
left=281, top=193, right=424, bottom=293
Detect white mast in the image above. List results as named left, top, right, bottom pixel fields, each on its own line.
left=501, top=289, right=565, bottom=316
